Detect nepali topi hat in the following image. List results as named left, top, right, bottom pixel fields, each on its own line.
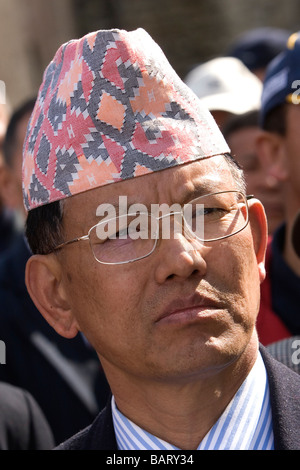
left=22, top=28, right=229, bottom=211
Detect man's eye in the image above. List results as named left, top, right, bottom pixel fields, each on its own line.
left=194, top=207, right=228, bottom=219
left=203, top=207, right=228, bottom=216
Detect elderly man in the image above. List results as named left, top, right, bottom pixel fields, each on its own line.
left=0, top=99, right=16, bottom=254
left=22, top=28, right=300, bottom=450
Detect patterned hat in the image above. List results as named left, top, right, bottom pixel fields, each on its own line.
left=22, top=28, right=229, bottom=211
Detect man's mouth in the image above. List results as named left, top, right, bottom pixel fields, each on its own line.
left=156, top=292, right=221, bottom=325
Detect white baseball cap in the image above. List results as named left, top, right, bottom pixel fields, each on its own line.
left=185, top=57, right=262, bottom=115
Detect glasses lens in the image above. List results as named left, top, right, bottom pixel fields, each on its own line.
left=183, top=191, right=248, bottom=242
left=89, top=213, right=157, bottom=264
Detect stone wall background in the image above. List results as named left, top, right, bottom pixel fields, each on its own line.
left=0, top=0, right=299, bottom=110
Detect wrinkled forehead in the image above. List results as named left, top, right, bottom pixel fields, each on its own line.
left=64, top=155, right=234, bottom=215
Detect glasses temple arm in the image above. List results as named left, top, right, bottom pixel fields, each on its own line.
left=53, top=234, right=89, bottom=252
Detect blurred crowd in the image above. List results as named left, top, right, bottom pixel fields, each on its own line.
left=0, top=25, right=300, bottom=449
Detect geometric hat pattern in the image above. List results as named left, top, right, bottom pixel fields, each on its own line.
left=22, top=28, right=229, bottom=211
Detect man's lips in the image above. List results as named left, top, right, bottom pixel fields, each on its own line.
left=155, top=293, right=221, bottom=325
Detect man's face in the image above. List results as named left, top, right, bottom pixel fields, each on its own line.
left=0, top=111, right=31, bottom=216
left=0, top=104, right=9, bottom=183
left=283, top=104, right=300, bottom=202
left=58, top=155, right=265, bottom=383
left=0, top=104, right=8, bottom=154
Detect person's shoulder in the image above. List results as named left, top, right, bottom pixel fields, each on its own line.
left=0, top=234, right=29, bottom=288
left=54, top=425, right=92, bottom=450
left=54, top=400, right=116, bottom=450
left=0, top=382, right=54, bottom=449
left=260, top=344, right=300, bottom=393
left=260, top=345, right=300, bottom=449
left=267, top=336, right=300, bottom=374
left=0, top=381, right=38, bottom=414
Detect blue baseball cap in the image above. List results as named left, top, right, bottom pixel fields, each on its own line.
left=260, top=32, right=300, bottom=128
left=228, top=27, right=290, bottom=72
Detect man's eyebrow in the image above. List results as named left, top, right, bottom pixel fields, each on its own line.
left=180, top=180, right=225, bottom=204
left=95, top=198, right=150, bottom=219
left=95, top=179, right=226, bottom=213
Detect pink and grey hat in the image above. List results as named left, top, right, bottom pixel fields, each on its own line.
left=22, top=28, right=229, bottom=211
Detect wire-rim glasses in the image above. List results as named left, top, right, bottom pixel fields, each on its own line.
left=52, top=190, right=253, bottom=265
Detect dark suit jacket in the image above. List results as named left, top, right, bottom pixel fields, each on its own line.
left=0, top=382, right=54, bottom=450
left=55, top=346, right=300, bottom=450
left=0, top=235, right=110, bottom=445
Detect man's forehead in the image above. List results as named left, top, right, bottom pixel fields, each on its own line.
left=65, top=155, right=231, bottom=210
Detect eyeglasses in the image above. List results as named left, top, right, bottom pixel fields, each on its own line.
left=52, top=191, right=253, bottom=265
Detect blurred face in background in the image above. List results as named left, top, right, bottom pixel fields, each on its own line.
left=0, top=103, right=10, bottom=210
left=0, top=104, right=8, bottom=144
left=0, top=109, right=31, bottom=222
left=226, top=125, right=284, bottom=235
left=0, top=103, right=9, bottom=162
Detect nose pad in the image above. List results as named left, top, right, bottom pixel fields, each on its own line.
left=159, top=211, right=203, bottom=244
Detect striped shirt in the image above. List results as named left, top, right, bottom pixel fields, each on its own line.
left=112, top=353, right=274, bottom=450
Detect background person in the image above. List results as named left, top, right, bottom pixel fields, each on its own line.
left=0, top=99, right=110, bottom=445
left=0, top=98, right=36, bottom=229
left=184, top=57, right=262, bottom=130
left=0, top=381, right=54, bottom=450
left=266, top=211, right=300, bottom=374
left=223, top=110, right=284, bottom=235
left=0, top=100, right=17, bottom=255
left=256, top=31, right=300, bottom=346
left=227, top=27, right=291, bottom=81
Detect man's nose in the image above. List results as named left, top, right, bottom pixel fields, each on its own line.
left=153, top=230, right=208, bottom=284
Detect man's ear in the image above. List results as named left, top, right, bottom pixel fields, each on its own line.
left=247, top=198, right=268, bottom=284
left=25, top=254, right=79, bottom=339
left=255, top=130, right=288, bottom=182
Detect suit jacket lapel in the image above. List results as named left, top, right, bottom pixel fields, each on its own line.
left=260, top=345, right=300, bottom=450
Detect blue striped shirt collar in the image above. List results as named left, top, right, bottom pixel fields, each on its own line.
left=112, top=352, right=274, bottom=450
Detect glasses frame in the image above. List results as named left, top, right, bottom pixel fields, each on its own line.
left=52, top=191, right=254, bottom=265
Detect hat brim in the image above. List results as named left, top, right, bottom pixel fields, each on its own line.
left=199, top=92, right=261, bottom=115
